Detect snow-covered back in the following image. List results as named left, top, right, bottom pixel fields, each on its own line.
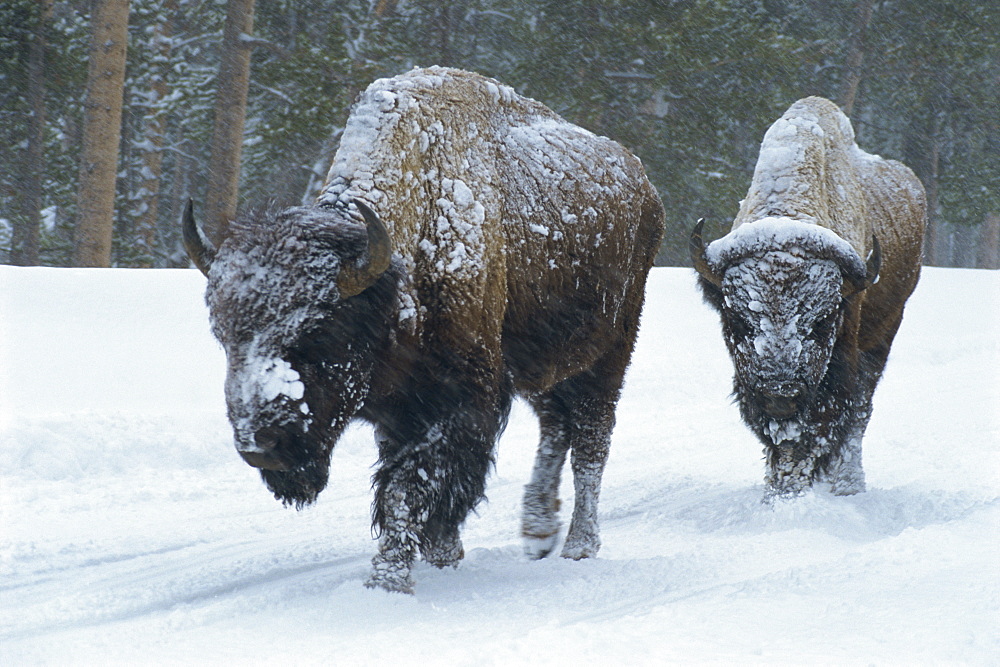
left=314, top=66, right=658, bottom=332
left=2, top=265, right=998, bottom=663
left=728, top=97, right=923, bottom=264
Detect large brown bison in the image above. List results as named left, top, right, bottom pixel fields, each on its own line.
left=691, top=96, right=925, bottom=498
left=184, top=67, right=664, bottom=593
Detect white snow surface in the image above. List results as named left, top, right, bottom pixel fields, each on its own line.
left=2, top=265, right=998, bottom=664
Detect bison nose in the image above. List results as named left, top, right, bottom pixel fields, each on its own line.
left=761, top=384, right=803, bottom=419
left=763, top=395, right=798, bottom=419
left=237, top=426, right=294, bottom=471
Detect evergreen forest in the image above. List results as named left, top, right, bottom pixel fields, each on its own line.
left=1, top=0, right=997, bottom=268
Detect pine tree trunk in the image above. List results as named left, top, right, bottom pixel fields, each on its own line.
left=838, top=0, right=874, bottom=116
left=904, top=109, right=941, bottom=266
left=977, top=214, right=1000, bottom=270
left=134, top=2, right=176, bottom=267
left=167, top=134, right=195, bottom=266
left=10, top=0, right=53, bottom=266
left=73, top=0, right=130, bottom=268
left=204, top=0, right=256, bottom=245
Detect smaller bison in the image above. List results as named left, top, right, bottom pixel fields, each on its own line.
left=185, top=67, right=664, bottom=593
left=691, top=96, right=925, bottom=498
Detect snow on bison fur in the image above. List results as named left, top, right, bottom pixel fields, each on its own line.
left=691, top=96, right=925, bottom=499
left=184, top=66, right=665, bottom=593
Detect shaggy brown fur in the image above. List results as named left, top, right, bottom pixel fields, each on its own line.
left=186, top=67, right=664, bottom=593
left=692, top=97, right=925, bottom=497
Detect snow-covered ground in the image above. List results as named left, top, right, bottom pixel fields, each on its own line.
left=2, top=265, right=997, bottom=665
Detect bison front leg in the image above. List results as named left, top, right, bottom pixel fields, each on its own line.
left=367, top=402, right=503, bottom=593
left=367, top=473, right=422, bottom=594
left=764, top=393, right=868, bottom=499
left=821, top=341, right=892, bottom=495
left=822, top=427, right=866, bottom=496
left=366, top=492, right=465, bottom=593
left=820, top=395, right=875, bottom=496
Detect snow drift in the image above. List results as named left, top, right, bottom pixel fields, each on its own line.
left=1, top=265, right=997, bottom=664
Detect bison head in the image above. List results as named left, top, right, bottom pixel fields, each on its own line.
left=691, top=218, right=879, bottom=437
left=184, top=200, right=395, bottom=506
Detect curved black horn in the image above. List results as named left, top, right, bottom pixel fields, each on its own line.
left=690, top=218, right=723, bottom=287
left=844, top=234, right=881, bottom=296
left=182, top=199, right=216, bottom=277
left=337, top=199, right=393, bottom=299
left=866, top=234, right=882, bottom=285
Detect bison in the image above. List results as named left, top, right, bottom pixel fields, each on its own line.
left=184, top=67, right=664, bottom=593
left=690, top=96, right=925, bottom=498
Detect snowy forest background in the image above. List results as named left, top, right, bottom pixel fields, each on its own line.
left=1, top=0, right=998, bottom=269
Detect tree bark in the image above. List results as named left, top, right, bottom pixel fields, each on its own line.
left=204, top=0, right=256, bottom=245
left=134, top=1, right=176, bottom=267
left=73, top=0, right=130, bottom=267
left=10, top=0, right=54, bottom=266
left=977, top=214, right=1000, bottom=270
left=904, top=107, right=941, bottom=266
left=374, top=0, right=398, bottom=17
left=838, top=0, right=875, bottom=116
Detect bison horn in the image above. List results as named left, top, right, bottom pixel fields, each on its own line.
left=182, top=199, right=216, bottom=277
left=690, top=218, right=723, bottom=287
left=337, top=199, right=393, bottom=299
left=844, top=234, right=881, bottom=296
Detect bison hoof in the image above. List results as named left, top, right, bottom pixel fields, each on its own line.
left=523, top=532, right=559, bottom=560
left=829, top=479, right=865, bottom=496
left=560, top=528, right=600, bottom=560
left=422, top=536, right=465, bottom=569
left=365, top=557, right=415, bottom=595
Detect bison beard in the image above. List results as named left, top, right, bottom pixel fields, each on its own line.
left=254, top=267, right=401, bottom=509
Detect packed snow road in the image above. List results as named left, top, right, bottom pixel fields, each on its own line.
left=2, top=266, right=997, bottom=664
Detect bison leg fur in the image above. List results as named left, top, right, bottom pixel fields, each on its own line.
left=366, top=475, right=420, bottom=594
left=819, top=337, right=894, bottom=496
left=822, top=427, right=866, bottom=496
left=523, top=382, right=617, bottom=561
left=420, top=526, right=465, bottom=569
left=562, top=411, right=613, bottom=560
left=521, top=417, right=571, bottom=559
left=367, top=397, right=505, bottom=593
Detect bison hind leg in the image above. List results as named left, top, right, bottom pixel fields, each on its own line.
left=519, top=437, right=563, bottom=561
left=522, top=377, right=617, bottom=561
left=521, top=415, right=570, bottom=559
left=560, top=413, right=612, bottom=560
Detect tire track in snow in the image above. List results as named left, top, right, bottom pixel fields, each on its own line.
left=1, top=534, right=371, bottom=642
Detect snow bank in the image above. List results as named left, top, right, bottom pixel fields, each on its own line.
left=1, top=265, right=997, bottom=664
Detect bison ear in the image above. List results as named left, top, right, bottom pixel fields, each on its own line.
left=182, top=199, right=216, bottom=277
left=690, top=218, right=723, bottom=288
left=843, top=234, right=881, bottom=297
left=336, top=199, right=393, bottom=299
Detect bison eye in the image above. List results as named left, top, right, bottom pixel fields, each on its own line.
left=808, top=310, right=839, bottom=341
left=727, top=313, right=753, bottom=341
